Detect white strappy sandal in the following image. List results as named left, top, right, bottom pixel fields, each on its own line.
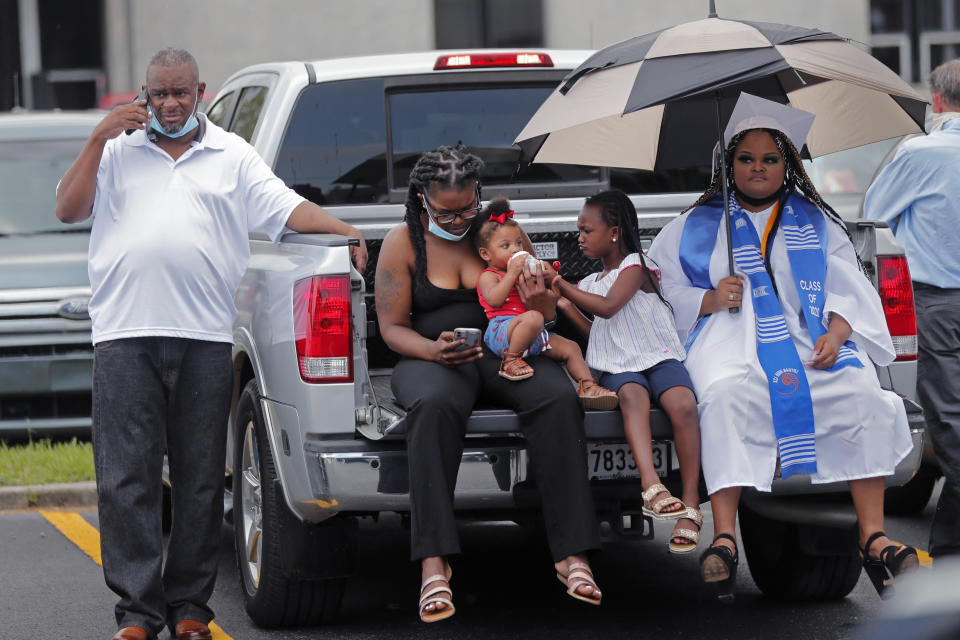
left=556, top=561, right=602, bottom=605
left=418, top=573, right=455, bottom=623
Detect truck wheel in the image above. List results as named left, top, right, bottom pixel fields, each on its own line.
left=739, top=503, right=861, bottom=601
left=884, top=463, right=939, bottom=515
left=233, top=379, right=345, bottom=628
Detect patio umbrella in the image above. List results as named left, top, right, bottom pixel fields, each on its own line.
left=514, top=1, right=927, bottom=306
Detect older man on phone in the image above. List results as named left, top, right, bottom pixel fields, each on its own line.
left=56, top=48, right=366, bottom=640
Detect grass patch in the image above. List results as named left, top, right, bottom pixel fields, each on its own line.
left=0, top=438, right=95, bottom=486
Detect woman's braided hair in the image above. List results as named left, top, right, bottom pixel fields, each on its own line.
left=404, top=145, right=485, bottom=287
left=584, top=189, right=672, bottom=310
left=684, top=128, right=864, bottom=272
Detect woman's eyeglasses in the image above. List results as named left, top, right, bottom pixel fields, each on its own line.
left=421, top=185, right=482, bottom=225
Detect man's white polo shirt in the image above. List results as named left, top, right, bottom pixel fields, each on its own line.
left=87, top=115, right=304, bottom=345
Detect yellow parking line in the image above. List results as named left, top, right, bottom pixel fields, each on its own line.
left=40, top=510, right=102, bottom=565
left=39, top=509, right=234, bottom=640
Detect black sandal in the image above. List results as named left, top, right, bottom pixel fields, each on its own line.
left=859, top=531, right=919, bottom=598
left=700, top=533, right=739, bottom=603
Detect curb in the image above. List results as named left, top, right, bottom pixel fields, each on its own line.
left=0, top=481, right=97, bottom=510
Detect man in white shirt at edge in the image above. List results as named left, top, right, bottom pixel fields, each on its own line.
left=55, top=48, right=367, bottom=640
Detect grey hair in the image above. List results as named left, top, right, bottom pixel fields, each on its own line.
left=147, top=48, right=199, bottom=80
left=929, top=59, right=960, bottom=108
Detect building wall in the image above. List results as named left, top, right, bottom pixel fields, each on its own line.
left=104, top=0, right=434, bottom=94
left=543, top=0, right=870, bottom=51
left=101, top=0, right=871, bottom=96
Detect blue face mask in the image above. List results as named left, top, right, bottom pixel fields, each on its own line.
left=149, top=89, right=200, bottom=138
left=427, top=216, right=470, bottom=242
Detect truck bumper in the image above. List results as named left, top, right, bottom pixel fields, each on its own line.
left=0, top=353, right=93, bottom=437
left=303, top=438, right=541, bottom=512
left=301, top=400, right=924, bottom=520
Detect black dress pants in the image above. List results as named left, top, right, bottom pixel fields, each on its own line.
left=392, top=351, right=601, bottom=562
left=915, top=286, right=960, bottom=557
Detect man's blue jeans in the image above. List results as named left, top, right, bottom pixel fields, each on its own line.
left=92, top=337, right=232, bottom=636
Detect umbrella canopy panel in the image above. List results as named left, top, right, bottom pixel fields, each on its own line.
left=516, top=17, right=927, bottom=172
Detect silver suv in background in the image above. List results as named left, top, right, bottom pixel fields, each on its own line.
left=0, top=111, right=102, bottom=438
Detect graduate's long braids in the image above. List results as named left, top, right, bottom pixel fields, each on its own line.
left=684, top=129, right=865, bottom=272
left=585, top=189, right=672, bottom=311
left=404, top=145, right=485, bottom=287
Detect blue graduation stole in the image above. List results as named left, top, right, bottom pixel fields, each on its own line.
left=678, top=192, right=863, bottom=478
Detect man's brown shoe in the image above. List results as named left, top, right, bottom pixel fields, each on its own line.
left=174, top=619, right=212, bottom=640
left=111, top=627, right=147, bottom=640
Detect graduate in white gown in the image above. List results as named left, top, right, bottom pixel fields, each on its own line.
left=647, top=96, right=917, bottom=600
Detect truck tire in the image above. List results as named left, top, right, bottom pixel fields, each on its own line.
left=232, top=379, right=346, bottom=628
left=739, top=503, right=861, bottom=601
left=884, top=463, right=939, bottom=515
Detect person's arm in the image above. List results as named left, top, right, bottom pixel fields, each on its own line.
left=286, top=202, right=368, bottom=273
left=56, top=100, right=149, bottom=223
left=809, top=312, right=853, bottom=370
left=553, top=265, right=648, bottom=319
left=375, top=227, right=481, bottom=365
left=515, top=261, right=559, bottom=323
left=697, top=275, right=744, bottom=316
left=477, top=260, right=521, bottom=309
left=862, top=148, right=919, bottom=231
left=557, top=296, right=593, bottom=337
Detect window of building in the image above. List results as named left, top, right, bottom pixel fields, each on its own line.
left=871, top=0, right=960, bottom=82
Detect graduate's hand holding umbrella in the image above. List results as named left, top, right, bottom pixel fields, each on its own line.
left=701, top=275, right=744, bottom=316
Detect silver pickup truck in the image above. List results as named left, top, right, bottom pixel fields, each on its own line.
left=207, top=50, right=925, bottom=627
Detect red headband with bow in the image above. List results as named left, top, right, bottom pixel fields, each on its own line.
left=489, top=210, right=514, bottom=224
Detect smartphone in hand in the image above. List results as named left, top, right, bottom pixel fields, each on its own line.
left=453, top=327, right=481, bottom=351
left=125, top=89, right=151, bottom=135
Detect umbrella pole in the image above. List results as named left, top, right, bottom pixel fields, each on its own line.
left=715, top=91, right=739, bottom=314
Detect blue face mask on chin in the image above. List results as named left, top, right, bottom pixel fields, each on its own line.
left=427, top=216, right=470, bottom=242
left=149, top=89, right=200, bottom=138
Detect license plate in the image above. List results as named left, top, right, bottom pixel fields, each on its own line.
left=587, top=442, right=670, bottom=480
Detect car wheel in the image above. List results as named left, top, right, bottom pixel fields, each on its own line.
left=884, top=463, right=940, bottom=515
left=739, top=502, right=861, bottom=601
left=232, top=379, right=346, bottom=628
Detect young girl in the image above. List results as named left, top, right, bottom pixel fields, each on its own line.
left=475, top=197, right=619, bottom=410
left=554, top=189, right=703, bottom=554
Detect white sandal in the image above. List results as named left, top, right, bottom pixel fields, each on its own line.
left=668, top=505, right=703, bottom=554
left=418, top=574, right=455, bottom=622
left=556, top=561, right=602, bottom=605
left=641, top=483, right=685, bottom=520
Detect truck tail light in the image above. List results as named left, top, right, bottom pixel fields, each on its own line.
left=434, top=52, right=554, bottom=70
left=876, top=255, right=917, bottom=361
left=293, top=275, right=353, bottom=382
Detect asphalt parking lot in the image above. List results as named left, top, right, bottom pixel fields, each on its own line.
left=0, top=482, right=944, bottom=640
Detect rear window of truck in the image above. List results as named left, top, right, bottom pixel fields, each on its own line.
left=274, top=76, right=712, bottom=206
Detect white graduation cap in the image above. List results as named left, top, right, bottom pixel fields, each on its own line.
left=723, top=93, right=815, bottom=151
